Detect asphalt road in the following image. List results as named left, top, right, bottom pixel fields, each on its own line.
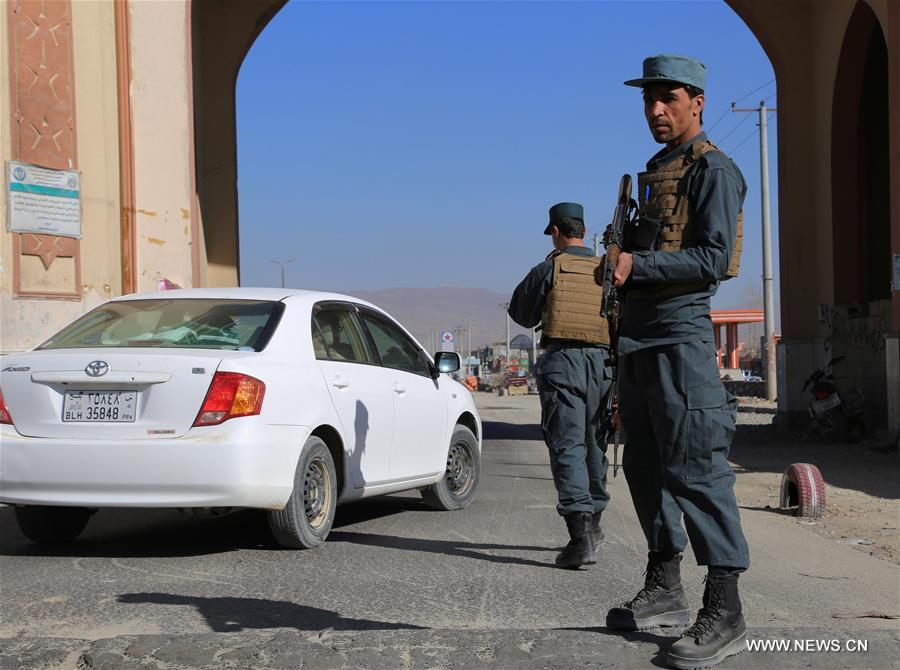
left=1, top=393, right=898, bottom=669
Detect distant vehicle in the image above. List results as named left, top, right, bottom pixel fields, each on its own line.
left=0, top=288, right=481, bottom=548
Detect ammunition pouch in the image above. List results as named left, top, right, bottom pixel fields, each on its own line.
left=623, top=216, right=661, bottom=252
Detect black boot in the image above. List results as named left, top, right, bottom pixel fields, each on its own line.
left=555, top=512, right=597, bottom=568
left=606, top=553, right=691, bottom=630
left=666, top=573, right=747, bottom=669
left=591, top=512, right=605, bottom=544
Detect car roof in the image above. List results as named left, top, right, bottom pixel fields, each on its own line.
left=109, top=287, right=378, bottom=309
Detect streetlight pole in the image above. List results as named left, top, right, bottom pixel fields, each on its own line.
left=758, top=101, right=777, bottom=401
left=499, top=303, right=510, bottom=380
left=732, top=100, right=778, bottom=400
left=270, top=258, right=294, bottom=288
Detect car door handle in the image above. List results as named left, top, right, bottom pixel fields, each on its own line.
left=392, top=383, right=406, bottom=395
left=331, top=377, right=350, bottom=389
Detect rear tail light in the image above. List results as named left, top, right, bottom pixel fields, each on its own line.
left=0, top=389, right=13, bottom=425
left=193, top=372, right=265, bottom=427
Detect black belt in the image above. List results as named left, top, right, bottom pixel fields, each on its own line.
left=543, top=339, right=610, bottom=352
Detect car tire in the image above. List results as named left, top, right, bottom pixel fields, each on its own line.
left=421, top=425, right=480, bottom=511
left=14, top=505, right=93, bottom=543
left=779, top=463, right=826, bottom=518
left=267, top=436, right=337, bottom=549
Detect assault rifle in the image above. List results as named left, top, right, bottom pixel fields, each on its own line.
left=597, top=174, right=638, bottom=477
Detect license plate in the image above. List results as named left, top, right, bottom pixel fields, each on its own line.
left=63, top=390, right=137, bottom=422
left=810, top=393, right=841, bottom=415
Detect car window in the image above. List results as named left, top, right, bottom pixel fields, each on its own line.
left=311, top=321, right=328, bottom=359
left=37, top=299, right=283, bottom=351
left=313, top=308, right=372, bottom=364
left=359, top=312, right=429, bottom=376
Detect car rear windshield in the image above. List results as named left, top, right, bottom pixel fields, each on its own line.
left=37, top=299, right=284, bottom=351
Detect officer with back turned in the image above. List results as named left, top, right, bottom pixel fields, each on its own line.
left=604, top=55, right=750, bottom=670
left=508, top=203, right=614, bottom=569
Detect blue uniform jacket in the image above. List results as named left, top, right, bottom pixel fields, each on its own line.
left=619, top=132, right=747, bottom=355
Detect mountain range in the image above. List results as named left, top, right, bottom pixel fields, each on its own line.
left=348, top=286, right=535, bottom=351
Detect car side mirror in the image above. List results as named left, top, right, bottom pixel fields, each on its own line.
left=433, top=351, right=461, bottom=374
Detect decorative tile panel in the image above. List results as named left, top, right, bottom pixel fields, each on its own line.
left=8, top=0, right=80, bottom=298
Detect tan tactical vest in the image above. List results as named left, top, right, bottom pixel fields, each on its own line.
left=637, top=139, right=742, bottom=278
left=541, top=252, right=610, bottom=345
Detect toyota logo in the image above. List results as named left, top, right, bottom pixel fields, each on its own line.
left=85, top=360, right=109, bottom=377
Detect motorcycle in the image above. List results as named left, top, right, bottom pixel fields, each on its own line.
left=800, top=355, right=866, bottom=442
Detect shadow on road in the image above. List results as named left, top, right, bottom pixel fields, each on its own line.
left=482, top=420, right=543, bottom=441
left=0, top=508, right=269, bottom=558
left=564, top=626, right=679, bottom=668
left=118, top=592, right=426, bottom=632
left=328, top=531, right=559, bottom=568
left=0, top=495, right=426, bottom=558
left=490, top=474, right=554, bottom=482
left=730, top=424, right=899, bottom=501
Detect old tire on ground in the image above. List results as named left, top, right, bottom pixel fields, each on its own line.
left=268, top=436, right=337, bottom=548
left=421, top=425, right=480, bottom=511
left=14, top=505, right=93, bottom=543
left=780, top=463, right=826, bottom=518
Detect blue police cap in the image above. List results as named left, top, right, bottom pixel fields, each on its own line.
left=544, top=202, right=584, bottom=235
left=624, top=54, right=707, bottom=91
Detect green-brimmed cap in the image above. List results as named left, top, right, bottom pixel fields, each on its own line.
left=624, top=54, right=707, bottom=91
left=544, top=202, right=584, bottom=235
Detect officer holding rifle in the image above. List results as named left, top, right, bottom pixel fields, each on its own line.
left=603, top=55, right=751, bottom=670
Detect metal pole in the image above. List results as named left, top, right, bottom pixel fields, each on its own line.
left=592, top=233, right=601, bottom=257
left=467, top=320, right=471, bottom=376
left=270, top=259, right=294, bottom=288
left=498, top=303, right=510, bottom=378
left=532, top=325, right=537, bottom=377
left=759, top=101, right=777, bottom=401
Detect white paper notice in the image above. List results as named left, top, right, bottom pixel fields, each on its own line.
left=6, top=161, right=81, bottom=238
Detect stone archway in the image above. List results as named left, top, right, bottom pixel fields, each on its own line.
left=832, top=1, right=890, bottom=306
left=191, top=0, right=287, bottom=288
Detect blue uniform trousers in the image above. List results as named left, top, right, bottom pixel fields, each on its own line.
left=538, top=345, right=613, bottom=516
left=619, top=340, right=749, bottom=569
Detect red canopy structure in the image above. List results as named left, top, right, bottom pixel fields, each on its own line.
left=711, top=310, right=764, bottom=369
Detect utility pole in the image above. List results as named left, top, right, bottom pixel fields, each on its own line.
left=732, top=100, right=778, bottom=401
left=499, top=303, right=510, bottom=379
left=467, top=319, right=472, bottom=376
left=270, top=258, right=294, bottom=288
left=592, top=233, right=601, bottom=257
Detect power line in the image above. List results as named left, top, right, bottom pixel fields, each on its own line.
left=716, top=111, right=753, bottom=144
left=707, top=79, right=776, bottom=136
left=704, top=106, right=733, bottom=134
left=727, top=111, right=777, bottom=155
left=733, top=78, right=775, bottom=105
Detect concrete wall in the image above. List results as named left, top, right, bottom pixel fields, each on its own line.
left=727, top=0, right=898, bottom=430
left=1, top=1, right=122, bottom=352
left=128, top=0, right=195, bottom=293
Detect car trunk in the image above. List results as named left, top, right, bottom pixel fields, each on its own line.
left=2, top=350, right=229, bottom=439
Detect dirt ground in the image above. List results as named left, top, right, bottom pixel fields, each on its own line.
left=729, top=417, right=900, bottom=565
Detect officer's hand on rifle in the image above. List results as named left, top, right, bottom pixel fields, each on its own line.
left=613, top=252, right=633, bottom=287
left=603, top=224, right=614, bottom=247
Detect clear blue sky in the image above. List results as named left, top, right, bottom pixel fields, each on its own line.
left=237, top=0, right=778, bottom=314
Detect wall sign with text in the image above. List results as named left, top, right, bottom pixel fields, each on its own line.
left=6, top=160, right=82, bottom=238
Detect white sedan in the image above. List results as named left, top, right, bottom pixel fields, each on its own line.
left=0, top=288, right=481, bottom=548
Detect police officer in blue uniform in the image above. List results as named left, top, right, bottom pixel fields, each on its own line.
left=508, top=203, right=614, bottom=569
left=604, top=56, right=750, bottom=669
